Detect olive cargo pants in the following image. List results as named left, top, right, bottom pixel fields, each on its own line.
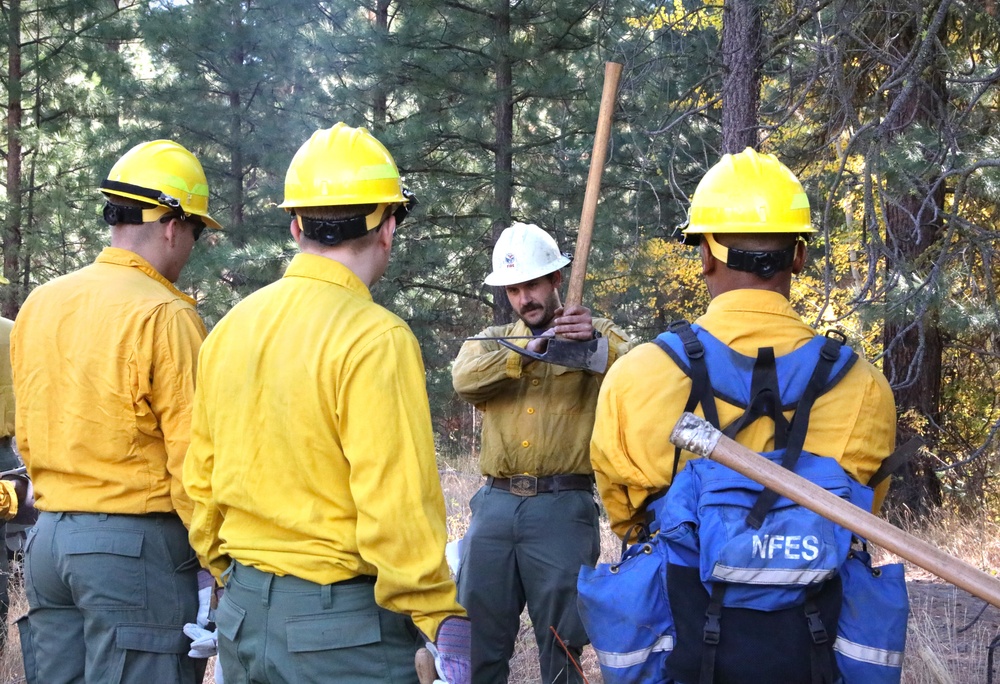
left=457, top=485, right=600, bottom=684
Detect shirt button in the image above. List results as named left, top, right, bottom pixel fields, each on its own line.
left=522, top=440, right=530, bottom=448
left=527, top=408, right=535, bottom=414
left=531, top=379, right=540, bottom=386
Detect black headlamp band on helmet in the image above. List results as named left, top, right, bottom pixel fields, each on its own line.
left=725, top=244, right=797, bottom=279
left=298, top=188, right=419, bottom=247
left=102, top=201, right=148, bottom=226
left=298, top=215, right=370, bottom=246
left=100, top=179, right=183, bottom=212
left=102, top=201, right=206, bottom=239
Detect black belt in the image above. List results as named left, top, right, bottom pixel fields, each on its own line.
left=487, top=474, right=594, bottom=497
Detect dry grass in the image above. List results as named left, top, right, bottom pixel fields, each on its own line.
left=873, top=508, right=1000, bottom=684
left=2, top=485, right=1000, bottom=683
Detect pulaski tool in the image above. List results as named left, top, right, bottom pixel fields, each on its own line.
left=493, top=61, right=623, bottom=372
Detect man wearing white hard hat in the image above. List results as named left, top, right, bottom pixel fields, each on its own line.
left=452, top=222, right=631, bottom=683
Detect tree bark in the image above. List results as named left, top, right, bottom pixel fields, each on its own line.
left=228, top=1, right=246, bottom=243
left=721, top=0, right=762, bottom=153
left=491, top=0, right=514, bottom=325
left=4, top=0, right=23, bottom=318
left=373, top=0, right=390, bottom=129
left=878, top=2, right=950, bottom=516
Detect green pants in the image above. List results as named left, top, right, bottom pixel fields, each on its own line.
left=21, top=511, right=201, bottom=684
left=457, top=485, right=601, bottom=684
left=217, top=562, right=422, bottom=684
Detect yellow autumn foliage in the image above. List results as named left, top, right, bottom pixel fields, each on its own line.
left=625, top=1, right=723, bottom=33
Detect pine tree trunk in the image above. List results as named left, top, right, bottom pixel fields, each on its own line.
left=721, top=0, right=762, bottom=153
left=373, top=0, right=390, bottom=128
left=879, top=1, right=950, bottom=516
left=228, top=2, right=245, bottom=243
left=4, top=0, right=22, bottom=318
left=491, top=0, right=514, bottom=325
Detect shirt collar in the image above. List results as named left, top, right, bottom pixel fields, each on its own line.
left=703, top=289, right=801, bottom=321
left=282, top=253, right=373, bottom=301
left=95, top=247, right=196, bottom=306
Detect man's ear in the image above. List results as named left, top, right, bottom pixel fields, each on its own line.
left=550, top=269, right=563, bottom=289
left=791, top=239, right=807, bottom=275
left=700, top=238, right=716, bottom=276
left=289, top=216, right=302, bottom=244
left=377, top=215, right=397, bottom=249
left=162, top=218, right=180, bottom=247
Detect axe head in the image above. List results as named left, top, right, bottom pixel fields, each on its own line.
left=498, top=335, right=609, bottom=373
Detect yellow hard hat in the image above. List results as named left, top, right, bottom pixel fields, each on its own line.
left=280, top=123, right=408, bottom=211
left=279, top=123, right=417, bottom=245
left=99, top=140, right=221, bottom=229
left=682, top=147, right=814, bottom=240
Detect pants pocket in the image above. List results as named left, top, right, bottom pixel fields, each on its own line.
left=17, top=614, right=37, bottom=684
left=288, top=609, right=386, bottom=681
left=216, top=592, right=249, bottom=679
left=114, top=624, right=196, bottom=684
left=63, top=529, right=146, bottom=609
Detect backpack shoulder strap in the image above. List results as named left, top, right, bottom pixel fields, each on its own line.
left=654, top=321, right=720, bottom=481
left=868, top=436, right=924, bottom=488
left=745, top=331, right=848, bottom=529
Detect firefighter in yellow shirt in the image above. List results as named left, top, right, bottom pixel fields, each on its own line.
left=184, top=123, right=470, bottom=684
left=589, top=149, right=896, bottom=682
left=0, top=306, right=32, bottom=653
left=11, top=140, right=220, bottom=683
left=591, top=149, right=896, bottom=539
left=452, top=223, right=631, bottom=683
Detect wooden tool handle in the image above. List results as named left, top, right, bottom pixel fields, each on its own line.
left=669, top=412, right=1000, bottom=609
left=565, top=61, right=623, bottom=308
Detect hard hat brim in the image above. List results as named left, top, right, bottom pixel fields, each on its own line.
left=682, top=224, right=817, bottom=234
left=483, top=255, right=571, bottom=287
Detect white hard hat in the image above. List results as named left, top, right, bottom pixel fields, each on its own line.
left=484, top=222, right=572, bottom=287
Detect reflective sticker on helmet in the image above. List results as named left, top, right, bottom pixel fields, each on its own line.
left=505, top=253, right=516, bottom=268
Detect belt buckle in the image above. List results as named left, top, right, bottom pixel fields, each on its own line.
left=509, top=475, right=538, bottom=497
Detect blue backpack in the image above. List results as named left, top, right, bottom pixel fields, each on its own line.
left=578, top=321, right=908, bottom=684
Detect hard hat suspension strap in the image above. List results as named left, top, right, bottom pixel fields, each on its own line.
left=100, top=179, right=196, bottom=225
left=296, top=188, right=417, bottom=246
left=297, top=214, right=370, bottom=246
left=705, top=233, right=797, bottom=279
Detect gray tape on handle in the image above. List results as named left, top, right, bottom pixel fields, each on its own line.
left=669, top=412, right=722, bottom=459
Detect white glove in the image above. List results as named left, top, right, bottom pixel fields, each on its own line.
left=425, top=642, right=448, bottom=684
left=195, top=581, right=213, bottom=628
left=183, top=623, right=218, bottom=659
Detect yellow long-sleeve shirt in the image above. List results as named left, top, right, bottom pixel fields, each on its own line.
left=184, top=252, right=464, bottom=642
left=452, top=318, right=631, bottom=477
left=0, top=317, right=14, bottom=439
left=0, top=316, right=18, bottom=520
left=11, top=248, right=205, bottom=525
left=591, top=289, right=897, bottom=539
